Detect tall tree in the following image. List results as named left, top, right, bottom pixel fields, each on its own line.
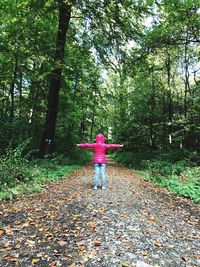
left=39, top=0, right=72, bottom=157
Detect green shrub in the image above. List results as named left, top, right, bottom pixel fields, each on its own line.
left=0, top=142, right=33, bottom=189
left=115, top=149, right=200, bottom=203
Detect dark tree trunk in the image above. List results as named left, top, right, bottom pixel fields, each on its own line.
left=39, top=0, right=71, bottom=157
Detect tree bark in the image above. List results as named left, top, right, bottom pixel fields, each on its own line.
left=10, top=56, right=18, bottom=120
left=149, top=67, right=155, bottom=149
left=39, top=0, right=72, bottom=157
left=18, top=71, right=23, bottom=117
left=166, top=51, right=173, bottom=145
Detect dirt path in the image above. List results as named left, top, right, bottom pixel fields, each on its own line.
left=0, top=163, right=199, bottom=267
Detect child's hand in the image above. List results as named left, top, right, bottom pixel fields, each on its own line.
left=76, top=144, right=80, bottom=147
left=120, top=144, right=124, bottom=147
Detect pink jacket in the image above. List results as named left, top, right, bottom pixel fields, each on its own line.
left=79, top=134, right=122, bottom=164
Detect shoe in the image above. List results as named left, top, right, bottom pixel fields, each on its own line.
left=102, top=186, right=106, bottom=190
left=94, top=186, right=97, bottom=190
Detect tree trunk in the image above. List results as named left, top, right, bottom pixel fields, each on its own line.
left=149, top=67, right=155, bottom=149
left=19, top=71, right=23, bottom=117
left=39, top=0, right=72, bottom=157
left=10, top=56, right=18, bottom=120
left=184, top=33, right=190, bottom=118
left=166, top=51, right=173, bottom=145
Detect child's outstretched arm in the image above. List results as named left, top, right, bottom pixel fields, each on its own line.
left=105, top=144, right=123, bottom=149
left=77, top=143, right=95, bottom=148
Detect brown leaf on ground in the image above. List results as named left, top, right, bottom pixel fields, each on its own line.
left=0, top=164, right=199, bottom=267
left=5, top=225, right=13, bottom=235
left=94, top=240, right=101, bottom=246
left=58, top=240, right=67, bottom=247
left=193, top=254, right=200, bottom=259
left=117, top=235, right=126, bottom=241
left=31, top=258, right=40, bottom=264
left=88, top=221, right=97, bottom=229
left=153, top=240, right=162, bottom=247
left=3, top=255, right=19, bottom=262
left=182, top=256, right=190, bottom=262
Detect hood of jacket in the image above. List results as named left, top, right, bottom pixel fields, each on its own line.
left=96, top=134, right=105, bottom=144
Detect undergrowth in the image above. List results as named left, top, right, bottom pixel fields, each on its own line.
left=0, top=142, right=91, bottom=201
left=114, top=150, right=200, bottom=204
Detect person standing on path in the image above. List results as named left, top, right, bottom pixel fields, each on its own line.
left=77, top=133, right=123, bottom=190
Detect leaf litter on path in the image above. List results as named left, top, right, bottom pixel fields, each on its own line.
left=0, top=164, right=199, bottom=266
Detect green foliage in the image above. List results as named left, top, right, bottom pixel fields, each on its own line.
left=0, top=145, right=88, bottom=200
left=115, top=149, right=200, bottom=203
left=113, top=151, right=154, bottom=168
left=0, top=141, right=33, bottom=189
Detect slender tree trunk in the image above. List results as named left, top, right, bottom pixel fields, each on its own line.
left=183, top=33, right=191, bottom=147
left=166, top=51, right=173, bottom=145
left=184, top=33, right=190, bottom=118
left=10, top=56, right=18, bottom=120
left=19, top=71, right=23, bottom=117
left=39, top=0, right=72, bottom=157
left=149, top=67, right=155, bottom=149
left=90, top=91, right=96, bottom=141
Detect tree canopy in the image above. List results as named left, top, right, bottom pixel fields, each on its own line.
left=0, top=0, right=199, bottom=157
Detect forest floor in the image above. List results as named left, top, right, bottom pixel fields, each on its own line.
left=0, top=161, right=199, bottom=267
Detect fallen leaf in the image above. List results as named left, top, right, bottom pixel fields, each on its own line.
left=153, top=240, right=162, bottom=247
left=29, top=220, right=37, bottom=225
left=117, top=235, right=126, bottom=241
left=88, top=221, right=97, bottom=229
left=94, top=241, right=101, bottom=246
left=58, top=240, right=67, bottom=247
left=115, top=251, right=121, bottom=256
left=193, top=254, right=200, bottom=259
left=90, top=250, right=97, bottom=255
left=78, top=245, right=85, bottom=251
left=142, top=252, right=148, bottom=256
left=121, top=262, right=130, bottom=267
left=68, top=263, right=76, bottom=267
left=32, top=258, right=40, bottom=264
left=3, top=255, right=18, bottom=262
left=0, top=229, right=4, bottom=236
left=182, top=256, right=190, bottom=262
left=3, top=242, right=12, bottom=250
left=26, top=240, right=35, bottom=247
left=87, top=204, right=94, bottom=210
left=50, top=261, right=57, bottom=267
left=72, top=214, right=78, bottom=221
left=98, top=207, right=105, bottom=213
left=5, top=225, right=13, bottom=235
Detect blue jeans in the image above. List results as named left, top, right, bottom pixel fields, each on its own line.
left=94, top=164, right=106, bottom=187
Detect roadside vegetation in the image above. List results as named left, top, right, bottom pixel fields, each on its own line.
left=0, top=142, right=91, bottom=201
left=114, top=150, right=200, bottom=204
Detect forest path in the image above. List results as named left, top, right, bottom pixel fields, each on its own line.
left=0, top=163, right=199, bottom=267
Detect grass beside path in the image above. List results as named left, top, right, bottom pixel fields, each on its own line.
left=0, top=156, right=80, bottom=201
left=113, top=151, right=200, bottom=204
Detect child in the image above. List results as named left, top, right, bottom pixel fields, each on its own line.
left=77, top=133, right=123, bottom=190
